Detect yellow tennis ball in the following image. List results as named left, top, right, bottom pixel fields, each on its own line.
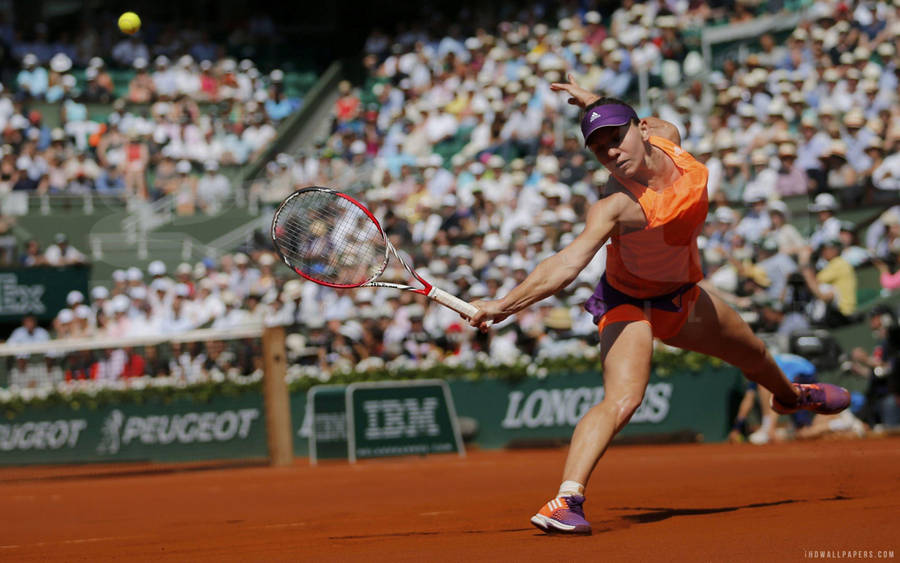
left=118, top=12, right=141, bottom=35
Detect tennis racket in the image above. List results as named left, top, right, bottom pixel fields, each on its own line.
left=271, top=186, right=480, bottom=320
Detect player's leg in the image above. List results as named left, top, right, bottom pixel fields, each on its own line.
left=663, top=288, right=849, bottom=413
left=561, top=319, right=653, bottom=485
left=531, top=317, right=652, bottom=534
left=662, top=288, right=797, bottom=403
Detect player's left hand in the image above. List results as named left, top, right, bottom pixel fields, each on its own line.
left=549, top=73, right=600, bottom=108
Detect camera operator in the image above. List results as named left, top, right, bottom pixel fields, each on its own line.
left=848, top=305, right=900, bottom=428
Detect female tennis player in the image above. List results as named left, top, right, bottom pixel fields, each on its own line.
left=467, top=75, right=852, bottom=535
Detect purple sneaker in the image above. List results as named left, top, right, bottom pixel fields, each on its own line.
left=530, top=495, right=591, bottom=534
left=771, top=383, right=851, bottom=415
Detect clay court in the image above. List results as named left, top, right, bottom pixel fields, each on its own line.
left=1, top=437, right=898, bottom=562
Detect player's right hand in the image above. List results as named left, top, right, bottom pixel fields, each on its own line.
left=466, top=299, right=509, bottom=332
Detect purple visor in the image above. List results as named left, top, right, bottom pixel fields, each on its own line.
left=581, top=104, right=638, bottom=146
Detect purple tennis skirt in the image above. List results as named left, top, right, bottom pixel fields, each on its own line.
left=583, top=274, right=697, bottom=325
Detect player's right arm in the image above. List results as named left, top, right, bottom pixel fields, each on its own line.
left=468, top=193, right=630, bottom=327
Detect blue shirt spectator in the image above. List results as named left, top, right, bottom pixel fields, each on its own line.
left=96, top=165, right=125, bottom=194
left=265, top=94, right=299, bottom=123
left=15, top=54, right=48, bottom=99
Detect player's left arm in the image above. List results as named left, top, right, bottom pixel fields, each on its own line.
left=642, top=116, right=681, bottom=145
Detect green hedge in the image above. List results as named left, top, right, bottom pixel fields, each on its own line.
left=1, top=347, right=725, bottom=419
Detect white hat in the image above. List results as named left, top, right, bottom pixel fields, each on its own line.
left=66, top=290, right=84, bottom=306
left=737, top=104, right=756, bottom=118
left=778, top=143, right=797, bottom=157
left=57, top=308, right=74, bottom=324
left=356, top=288, right=375, bottom=303
left=767, top=199, right=790, bottom=217
left=176, top=262, right=192, bottom=275
left=50, top=53, right=72, bottom=73
left=127, top=266, right=143, bottom=281
left=483, top=233, right=505, bottom=252
left=405, top=304, right=425, bottom=319
left=129, top=286, right=148, bottom=300
left=91, top=286, right=109, bottom=300
left=150, top=278, right=173, bottom=292
left=176, top=160, right=192, bottom=174
left=234, top=253, right=249, bottom=265
left=823, top=140, right=847, bottom=158
left=204, top=160, right=219, bottom=171
left=282, top=280, right=304, bottom=300
left=723, top=153, right=744, bottom=167
left=285, top=333, right=306, bottom=353
left=843, top=110, right=865, bottom=128
left=174, top=284, right=190, bottom=297
left=112, top=295, right=131, bottom=313
left=714, top=206, right=738, bottom=224
left=808, top=193, right=838, bottom=212
left=74, top=305, right=91, bottom=319
left=743, top=184, right=769, bottom=204
left=750, top=149, right=769, bottom=166
left=557, top=208, right=578, bottom=223
left=112, top=269, right=127, bottom=283
left=572, top=286, right=595, bottom=303
left=148, top=260, right=166, bottom=276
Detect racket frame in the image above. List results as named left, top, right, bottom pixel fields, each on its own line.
left=271, top=187, right=479, bottom=319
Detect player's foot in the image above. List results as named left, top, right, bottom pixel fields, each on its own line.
left=530, top=495, right=591, bottom=534
left=747, top=428, right=771, bottom=445
left=771, top=383, right=851, bottom=416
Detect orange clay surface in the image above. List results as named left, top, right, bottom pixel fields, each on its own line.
left=1, top=438, right=898, bottom=562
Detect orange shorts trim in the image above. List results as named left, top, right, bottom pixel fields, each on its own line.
left=595, top=285, right=701, bottom=340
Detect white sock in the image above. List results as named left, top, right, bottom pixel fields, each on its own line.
left=558, top=480, right=584, bottom=497
left=760, top=415, right=775, bottom=432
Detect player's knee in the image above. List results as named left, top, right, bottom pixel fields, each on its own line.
left=609, top=394, right=644, bottom=429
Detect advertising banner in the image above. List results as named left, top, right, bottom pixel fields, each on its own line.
left=0, top=394, right=268, bottom=465
left=0, top=265, right=91, bottom=322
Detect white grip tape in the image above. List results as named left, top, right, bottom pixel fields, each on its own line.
left=428, top=286, right=479, bottom=319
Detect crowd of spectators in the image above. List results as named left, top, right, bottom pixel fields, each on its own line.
left=2, top=2, right=900, bottom=431
left=0, top=13, right=300, bottom=223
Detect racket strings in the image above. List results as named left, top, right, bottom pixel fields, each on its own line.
left=274, top=190, right=387, bottom=286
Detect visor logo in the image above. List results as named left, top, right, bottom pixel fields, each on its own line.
left=590, top=111, right=601, bottom=122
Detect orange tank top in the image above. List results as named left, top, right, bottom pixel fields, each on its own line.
left=605, top=136, right=709, bottom=298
